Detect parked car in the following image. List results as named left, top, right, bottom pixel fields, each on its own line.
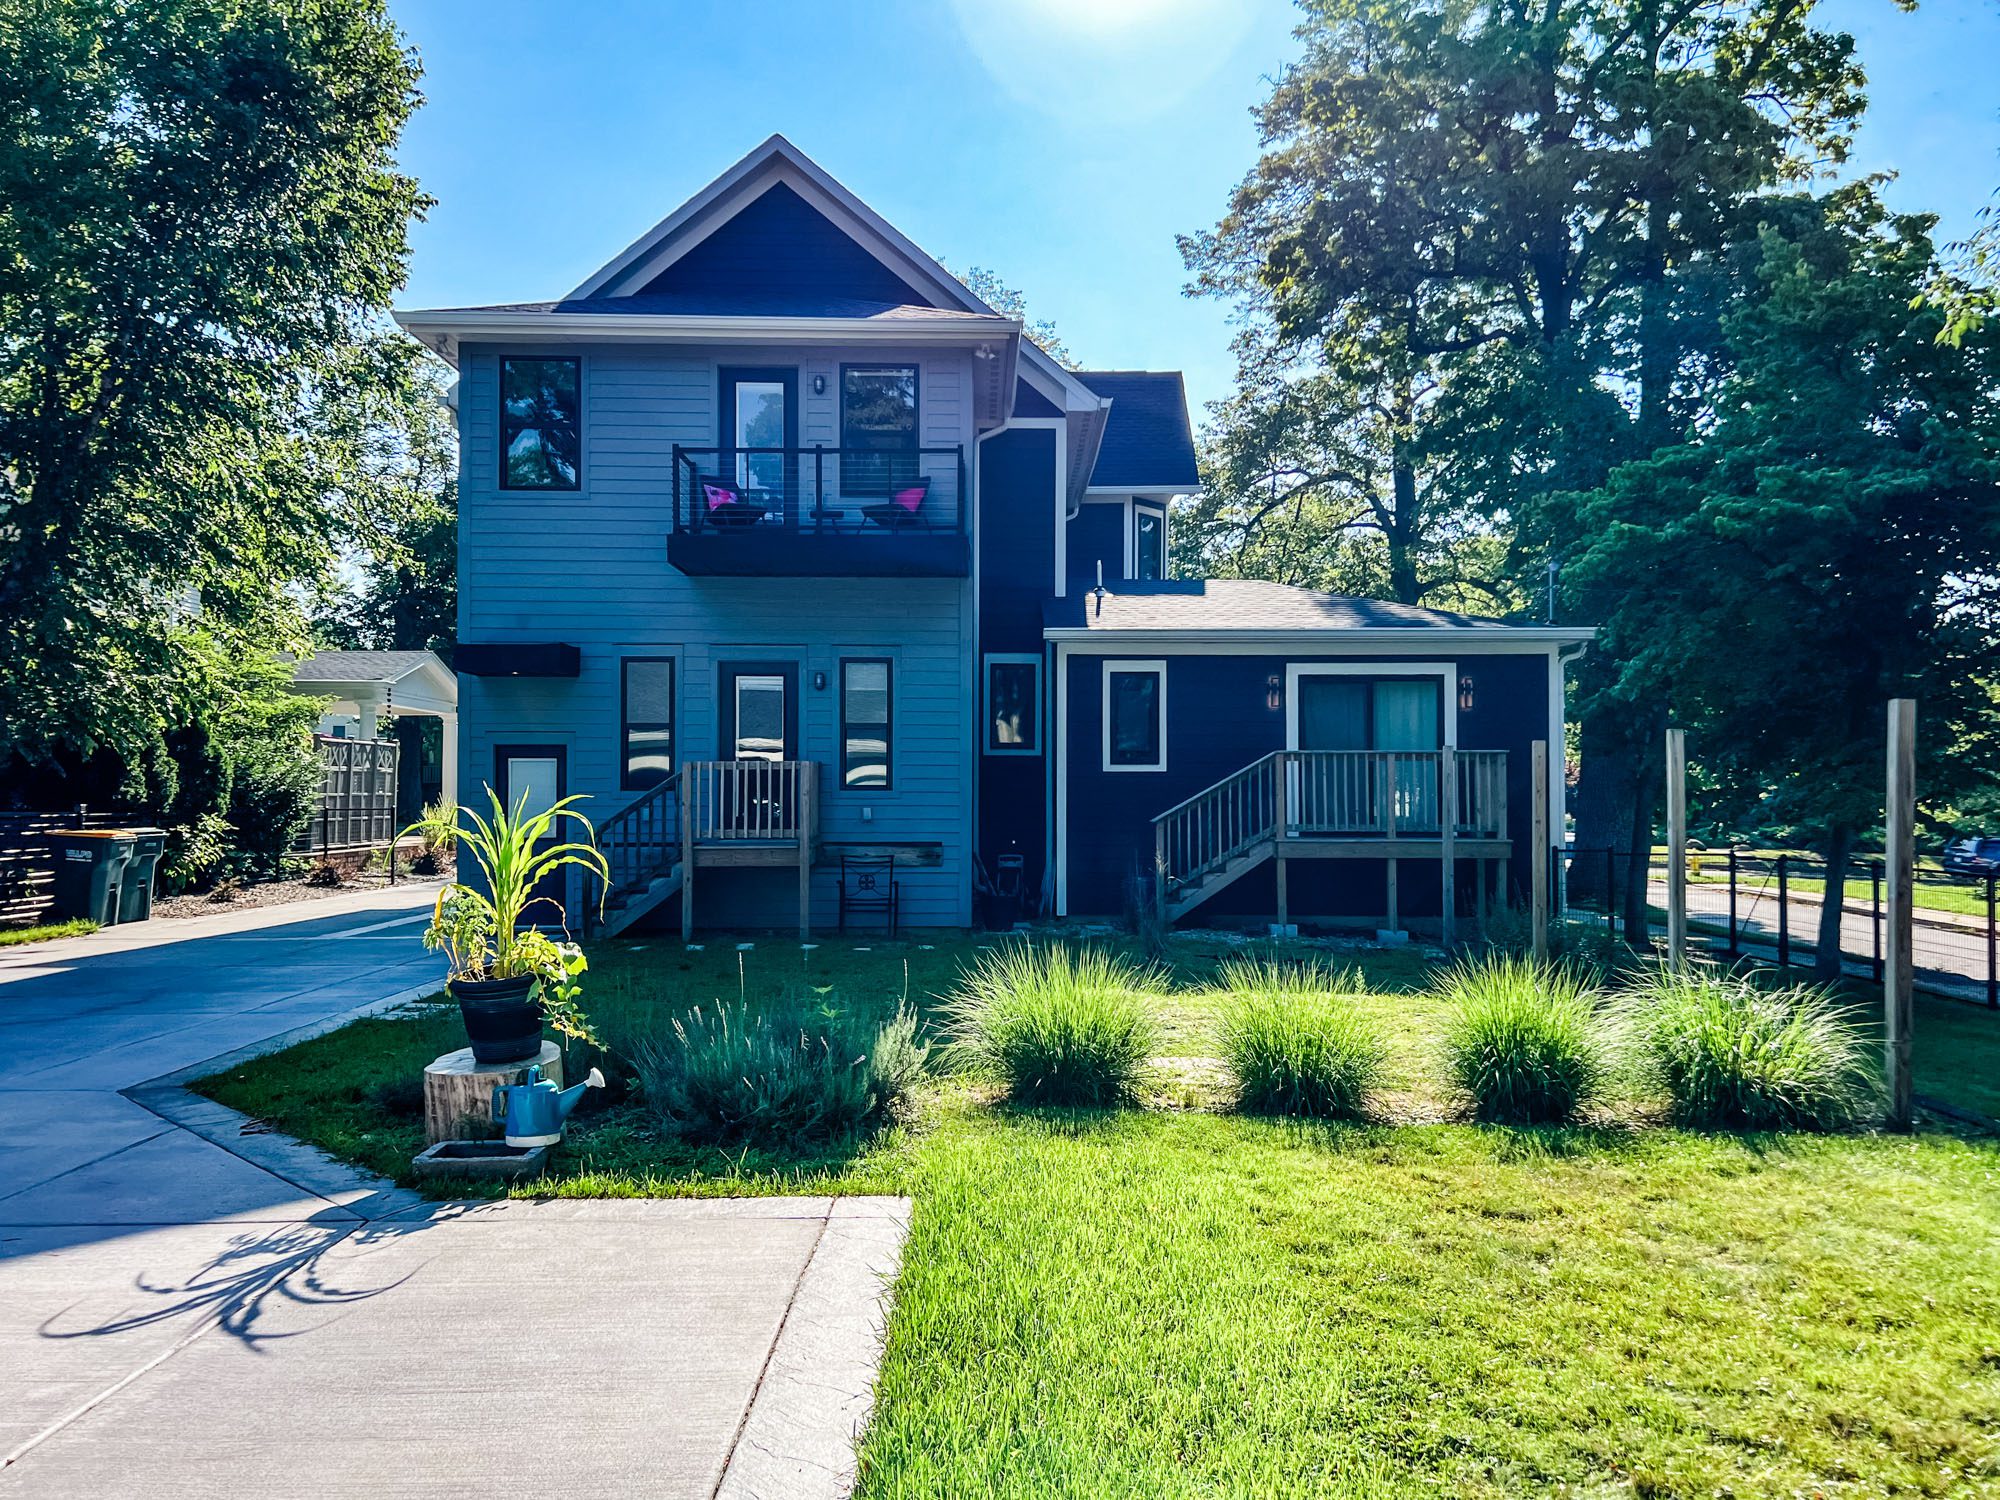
left=1941, top=836, right=2000, bottom=879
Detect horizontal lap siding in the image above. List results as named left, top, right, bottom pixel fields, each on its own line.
left=1061, top=651, right=1553, bottom=918
left=459, top=344, right=977, bottom=928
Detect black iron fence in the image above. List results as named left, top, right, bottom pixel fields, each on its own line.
left=292, top=736, right=400, bottom=860
left=1560, top=845, right=1999, bottom=1009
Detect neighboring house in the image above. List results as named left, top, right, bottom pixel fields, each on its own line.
left=290, top=650, right=458, bottom=815
left=395, top=136, right=1590, bottom=937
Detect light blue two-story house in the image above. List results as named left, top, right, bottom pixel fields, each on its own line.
left=397, top=137, right=1590, bottom=940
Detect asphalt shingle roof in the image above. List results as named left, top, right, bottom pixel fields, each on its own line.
left=1048, top=580, right=1520, bottom=633
left=291, top=650, right=443, bottom=684
left=1077, top=371, right=1199, bottom=491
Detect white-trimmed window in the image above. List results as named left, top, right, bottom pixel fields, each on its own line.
left=1134, top=504, right=1165, bottom=580
left=1102, top=659, right=1166, bottom=772
left=984, top=654, right=1042, bottom=756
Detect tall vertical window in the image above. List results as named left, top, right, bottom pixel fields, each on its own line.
left=621, top=658, right=675, bottom=788
left=1103, top=660, right=1166, bottom=772
left=841, top=658, right=893, bottom=789
left=984, top=655, right=1042, bottom=755
left=841, top=365, right=918, bottom=495
left=1134, top=506, right=1164, bottom=580
left=500, top=357, right=581, bottom=490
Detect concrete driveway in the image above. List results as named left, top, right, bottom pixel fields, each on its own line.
left=0, top=889, right=906, bottom=1498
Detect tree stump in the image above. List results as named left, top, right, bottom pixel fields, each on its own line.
left=422, top=1043, right=562, bottom=1144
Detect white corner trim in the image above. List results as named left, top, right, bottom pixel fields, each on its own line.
left=1054, top=645, right=1070, bottom=915
left=1101, top=659, right=1167, bottom=773
left=1283, top=662, right=1458, bottom=752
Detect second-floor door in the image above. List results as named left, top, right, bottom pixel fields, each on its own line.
left=720, top=367, right=798, bottom=513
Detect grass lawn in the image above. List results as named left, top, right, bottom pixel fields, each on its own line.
left=0, top=917, right=96, bottom=947
left=196, top=933, right=2000, bottom=1497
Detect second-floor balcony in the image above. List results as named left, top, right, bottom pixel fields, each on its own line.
left=669, top=444, right=969, bottom=578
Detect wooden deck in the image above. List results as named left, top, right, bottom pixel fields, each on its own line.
left=1154, top=749, right=1512, bottom=942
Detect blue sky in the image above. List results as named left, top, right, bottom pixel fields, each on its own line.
left=394, top=0, right=2000, bottom=419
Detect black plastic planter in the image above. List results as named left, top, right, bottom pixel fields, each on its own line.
left=449, top=974, right=544, bottom=1064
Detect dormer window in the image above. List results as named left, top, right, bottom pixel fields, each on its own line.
left=842, top=364, right=918, bottom=495
left=1135, top=504, right=1164, bottom=580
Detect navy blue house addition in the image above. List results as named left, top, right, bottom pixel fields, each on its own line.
left=397, top=136, right=1592, bottom=938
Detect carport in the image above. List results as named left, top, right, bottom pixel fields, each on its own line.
left=291, top=650, right=458, bottom=810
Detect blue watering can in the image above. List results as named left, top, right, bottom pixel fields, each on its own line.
left=491, top=1065, right=603, bottom=1147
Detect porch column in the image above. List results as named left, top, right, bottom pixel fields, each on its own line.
left=355, top=691, right=384, bottom=742
left=439, top=712, right=459, bottom=810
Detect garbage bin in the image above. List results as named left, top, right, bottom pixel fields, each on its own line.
left=47, top=830, right=137, bottom=926
left=119, top=827, right=167, bottom=923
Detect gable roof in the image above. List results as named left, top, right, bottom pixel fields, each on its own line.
left=399, top=134, right=1118, bottom=497
left=1043, top=580, right=1595, bottom=644
left=1078, top=371, right=1200, bottom=491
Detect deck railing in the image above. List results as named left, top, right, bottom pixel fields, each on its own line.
left=682, top=759, right=819, bottom=844
left=1152, top=748, right=1510, bottom=900
left=672, top=445, right=967, bottom=535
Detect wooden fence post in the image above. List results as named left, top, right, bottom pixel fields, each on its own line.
left=1885, top=698, right=1915, bottom=1131
left=1530, top=739, right=1550, bottom=962
left=1665, top=727, right=1687, bottom=968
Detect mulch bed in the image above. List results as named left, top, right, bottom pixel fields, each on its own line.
left=154, top=866, right=450, bottom=921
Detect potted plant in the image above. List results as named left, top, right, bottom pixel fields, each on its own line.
left=418, top=787, right=610, bottom=1064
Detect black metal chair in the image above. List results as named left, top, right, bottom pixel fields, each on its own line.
left=860, top=476, right=931, bottom=530
left=697, top=475, right=768, bottom=528
left=838, top=854, right=900, bottom=935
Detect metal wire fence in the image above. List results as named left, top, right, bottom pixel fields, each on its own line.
left=1560, top=845, right=1998, bottom=1010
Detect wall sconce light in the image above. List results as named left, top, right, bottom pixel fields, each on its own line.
left=812, top=374, right=827, bottom=396
left=1265, top=674, right=1282, bottom=713
left=812, top=670, right=828, bottom=692
left=1458, top=674, right=1475, bottom=713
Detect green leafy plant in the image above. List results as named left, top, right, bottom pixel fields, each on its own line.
left=1437, top=954, right=1608, bottom=1124
left=421, top=785, right=610, bottom=1046
left=1617, top=966, right=1879, bottom=1130
left=159, top=812, right=232, bottom=895
left=635, top=997, right=927, bottom=1146
left=1215, top=958, right=1385, bottom=1119
left=943, top=943, right=1160, bottom=1107
left=402, top=798, right=459, bottom=871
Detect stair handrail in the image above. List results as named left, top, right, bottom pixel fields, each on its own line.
left=1151, top=750, right=1284, bottom=907
left=588, top=771, right=681, bottom=931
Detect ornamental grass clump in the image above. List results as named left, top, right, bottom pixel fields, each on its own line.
left=1437, top=954, right=1608, bottom=1124
left=1215, top=958, right=1386, bottom=1120
left=636, top=997, right=927, bottom=1147
left=1619, top=966, right=1878, bottom=1131
left=943, top=943, right=1159, bottom=1107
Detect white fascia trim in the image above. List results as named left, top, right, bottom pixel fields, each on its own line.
left=1284, top=662, right=1457, bottom=751
left=1085, top=484, right=1202, bottom=500
left=1041, top=628, right=1599, bottom=651
left=394, top=310, right=1021, bottom=363
left=1101, top=659, right=1167, bottom=774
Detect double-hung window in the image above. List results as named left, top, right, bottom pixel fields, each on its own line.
left=840, top=658, right=893, bottom=789
left=1103, top=660, right=1166, bottom=772
left=620, top=658, right=675, bottom=789
left=500, top=356, right=581, bottom=490
left=840, top=365, right=918, bottom=495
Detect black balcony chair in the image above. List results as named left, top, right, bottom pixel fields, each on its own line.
left=861, top=476, right=931, bottom=531
left=838, top=854, right=900, bottom=935
left=697, top=475, right=767, bottom=529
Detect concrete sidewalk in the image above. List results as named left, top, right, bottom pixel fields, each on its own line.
left=0, top=890, right=907, bottom=1498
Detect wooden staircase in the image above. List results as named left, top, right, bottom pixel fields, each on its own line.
left=588, top=772, right=684, bottom=938
left=1152, top=748, right=1510, bottom=939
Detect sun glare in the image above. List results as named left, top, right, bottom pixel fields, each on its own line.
left=950, top=0, right=1267, bottom=123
